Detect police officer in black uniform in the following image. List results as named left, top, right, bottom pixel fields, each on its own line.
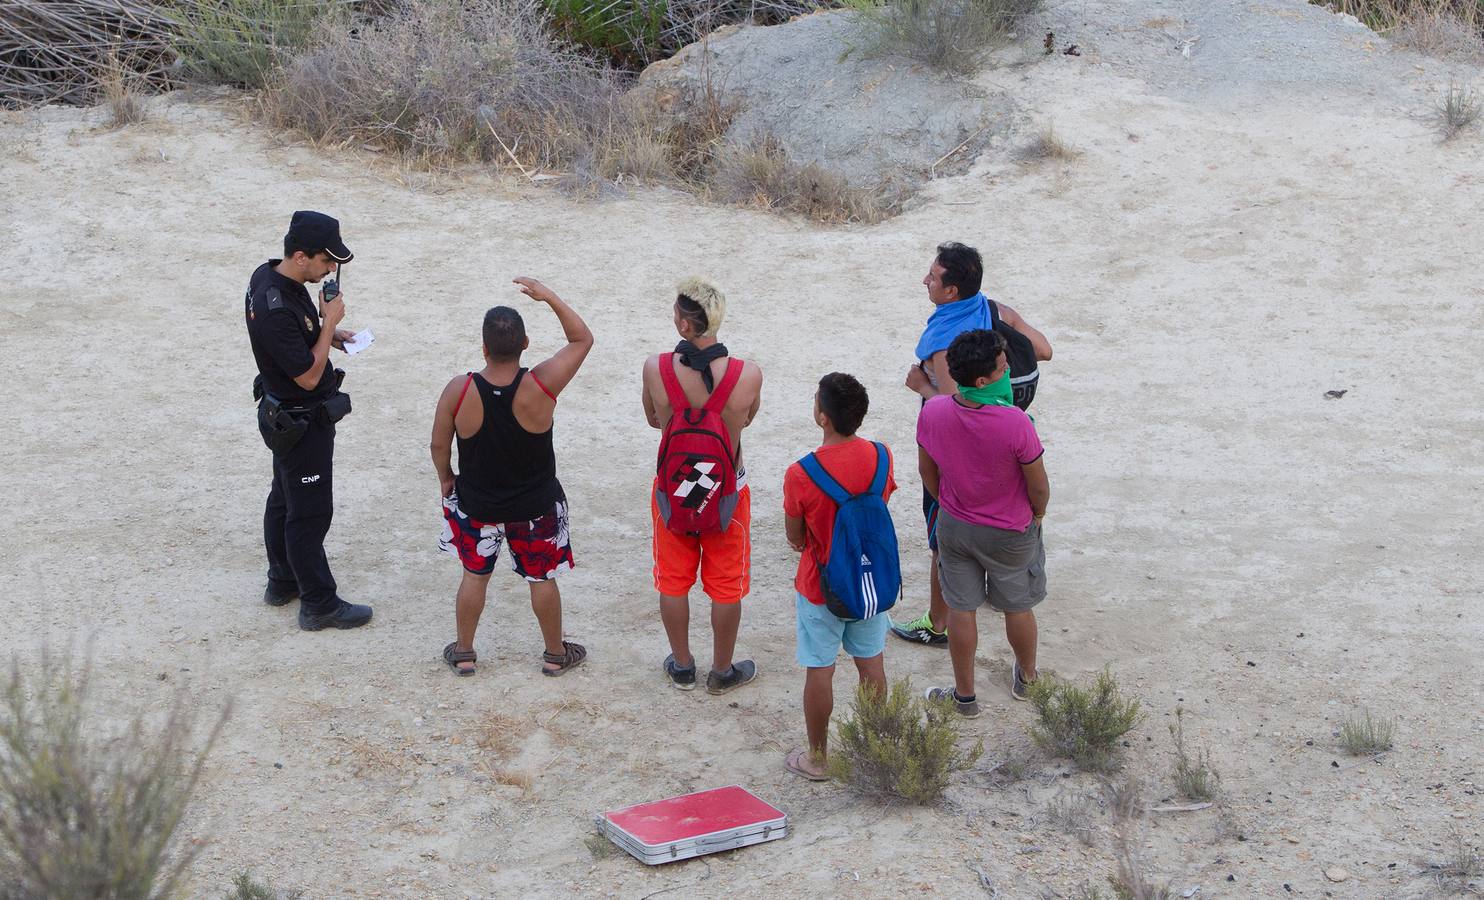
left=245, top=210, right=373, bottom=631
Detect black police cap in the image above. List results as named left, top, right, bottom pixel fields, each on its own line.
left=285, top=210, right=353, bottom=263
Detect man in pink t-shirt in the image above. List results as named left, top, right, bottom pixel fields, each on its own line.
left=916, top=330, right=1050, bottom=717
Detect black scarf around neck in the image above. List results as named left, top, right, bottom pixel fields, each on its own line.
left=675, top=340, right=729, bottom=392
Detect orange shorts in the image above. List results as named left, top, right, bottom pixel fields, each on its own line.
left=651, top=483, right=751, bottom=603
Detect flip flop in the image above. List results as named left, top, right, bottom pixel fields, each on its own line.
left=442, top=642, right=477, bottom=677
left=785, top=748, right=829, bottom=782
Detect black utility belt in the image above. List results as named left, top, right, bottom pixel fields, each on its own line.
left=253, top=372, right=352, bottom=455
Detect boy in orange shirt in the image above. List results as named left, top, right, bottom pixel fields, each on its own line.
left=782, top=373, right=896, bottom=780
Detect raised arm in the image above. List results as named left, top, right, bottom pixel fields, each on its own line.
left=516, top=277, right=593, bottom=398
left=998, top=303, right=1053, bottom=362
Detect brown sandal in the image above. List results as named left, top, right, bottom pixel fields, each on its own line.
left=541, top=641, right=587, bottom=677
left=443, top=642, right=477, bottom=676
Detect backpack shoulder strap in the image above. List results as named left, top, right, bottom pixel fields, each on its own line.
left=657, top=353, right=690, bottom=411
left=798, top=452, right=851, bottom=506
left=451, top=373, right=474, bottom=418
left=703, top=358, right=745, bottom=413
left=868, top=441, right=890, bottom=498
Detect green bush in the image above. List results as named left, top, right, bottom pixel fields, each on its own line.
left=166, top=0, right=342, bottom=88
left=1028, top=668, right=1143, bottom=773
left=545, top=0, right=668, bottom=67
left=0, top=651, right=229, bottom=899
left=829, top=678, right=982, bottom=803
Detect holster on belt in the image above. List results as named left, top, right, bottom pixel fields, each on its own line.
left=252, top=373, right=351, bottom=455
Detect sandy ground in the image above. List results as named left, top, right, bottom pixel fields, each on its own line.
left=3, top=0, right=1483, bottom=896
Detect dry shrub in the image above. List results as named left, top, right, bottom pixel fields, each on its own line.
left=1043, top=790, right=1098, bottom=847
left=1108, top=825, right=1173, bottom=900
left=710, top=134, right=893, bottom=223
left=266, top=0, right=899, bottom=221
left=844, top=0, right=1041, bottom=75
left=266, top=0, right=621, bottom=168
left=828, top=678, right=983, bottom=804
left=1431, top=830, right=1482, bottom=893
left=1315, top=0, right=1484, bottom=56
left=1437, top=79, right=1480, bottom=139
left=1169, top=706, right=1220, bottom=802
left=0, top=651, right=229, bottom=899
left=1028, top=668, right=1143, bottom=773
left=99, top=51, right=147, bottom=127
left=0, top=0, right=176, bottom=107
left=1102, top=773, right=1144, bottom=821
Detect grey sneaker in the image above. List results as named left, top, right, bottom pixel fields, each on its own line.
left=924, top=685, right=980, bottom=718
left=664, top=653, right=696, bottom=691
left=706, top=659, right=757, bottom=695
left=1011, top=663, right=1033, bottom=701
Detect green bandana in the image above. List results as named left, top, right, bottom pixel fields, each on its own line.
left=958, top=372, right=1013, bottom=407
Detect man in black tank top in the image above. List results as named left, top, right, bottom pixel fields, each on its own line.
left=430, top=277, right=594, bottom=677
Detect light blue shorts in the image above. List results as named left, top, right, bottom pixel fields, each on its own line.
left=794, top=592, right=892, bottom=668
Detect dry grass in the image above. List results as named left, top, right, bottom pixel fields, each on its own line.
left=227, top=871, right=305, bottom=900
left=475, top=711, right=528, bottom=757
left=1430, top=830, right=1482, bottom=893
left=335, top=735, right=413, bottom=775
left=487, top=766, right=534, bottom=792
left=709, top=134, right=895, bottom=224
left=1103, top=773, right=1145, bottom=821
left=1338, top=708, right=1395, bottom=755
left=584, top=828, right=622, bottom=860
left=1437, top=79, right=1480, bottom=139
left=266, top=0, right=620, bottom=169
left=1018, top=122, right=1078, bottom=161
left=98, top=51, right=147, bottom=127
left=1043, top=791, right=1099, bottom=847
left=1169, top=707, right=1220, bottom=802
left=1316, top=0, right=1484, bottom=56
left=265, top=2, right=887, bottom=223
left=844, top=0, right=1042, bottom=75
left=1108, top=825, right=1174, bottom=900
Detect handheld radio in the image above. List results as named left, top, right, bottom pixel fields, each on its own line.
left=323, top=263, right=344, bottom=302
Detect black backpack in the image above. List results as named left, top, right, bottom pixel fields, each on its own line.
left=989, top=299, right=1039, bottom=411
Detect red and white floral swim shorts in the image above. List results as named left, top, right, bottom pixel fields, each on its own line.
left=439, top=493, right=574, bottom=581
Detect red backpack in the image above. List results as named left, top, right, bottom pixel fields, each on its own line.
left=655, top=353, right=744, bottom=535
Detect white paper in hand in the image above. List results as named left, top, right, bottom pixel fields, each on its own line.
left=344, top=329, right=375, bottom=356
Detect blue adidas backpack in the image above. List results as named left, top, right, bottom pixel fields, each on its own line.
left=798, top=442, right=901, bottom=621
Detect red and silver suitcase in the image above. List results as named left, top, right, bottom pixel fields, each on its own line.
left=597, top=785, right=789, bottom=865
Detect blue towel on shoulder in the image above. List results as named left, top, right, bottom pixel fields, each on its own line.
left=914, top=292, right=992, bottom=361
